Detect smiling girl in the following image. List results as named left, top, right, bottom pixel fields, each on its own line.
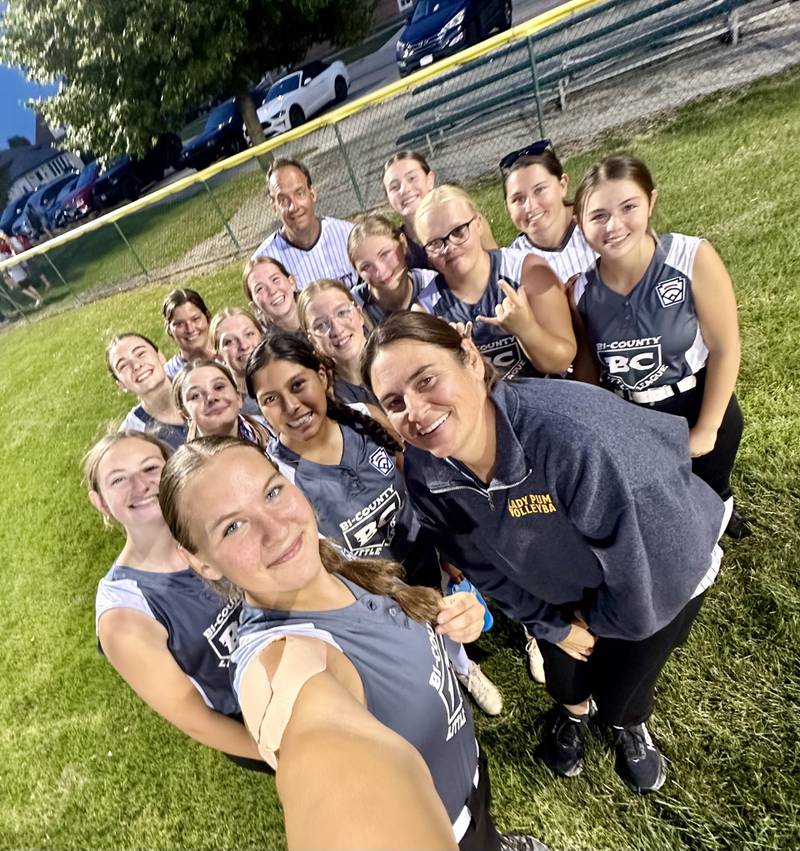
left=209, top=307, right=265, bottom=420
left=348, top=213, right=436, bottom=326
left=570, top=155, right=749, bottom=538
left=242, top=256, right=301, bottom=332
left=414, top=185, right=576, bottom=378
left=172, top=360, right=269, bottom=447
left=161, top=289, right=216, bottom=379
left=87, top=431, right=267, bottom=770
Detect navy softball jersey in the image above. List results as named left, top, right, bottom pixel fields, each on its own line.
left=403, top=379, right=724, bottom=644
left=96, top=564, right=242, bottom=716
left=352, top=268, right=436, bottom=327
left=267, top=425, right=422, bottom=561
left=230, top=573, right=477, bottom=826
left=416, top=248, right=537, bottom=378
left=511, top=221, right=597, bottom=284
left=573, top=233, right=708, bottom=393
left=119, top=405, right=188, bottom=451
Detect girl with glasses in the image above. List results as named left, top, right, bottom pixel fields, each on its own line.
left=161, top=288, right=215, bottom=380
left=414, top=185, right=576, bottom=378
left=362, top=310, right=729, bottom=795
left=245, top=331, right=503, bottom=717
left=209, top=307, right=266, bottom=422
left=382, top=151, right=497, bottom=270
left=297, top=279, right=375, bottom=406
left=570, top=154, right=749, bottom=539
left=172, top=359, right=270, bottom=447
left=501, top=144, right=596, bottom=285
left=348, top=213, right=437, bottom=326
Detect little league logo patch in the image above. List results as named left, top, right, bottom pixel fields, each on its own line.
left=656, top=277, right=686, bottom=308
left=368, top=447, right=394, bottom=477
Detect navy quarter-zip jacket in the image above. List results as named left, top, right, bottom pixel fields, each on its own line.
left=404, top=379, right=724, bottom=643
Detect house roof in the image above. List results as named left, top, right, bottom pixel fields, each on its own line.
left=0, top=145, right=64, bottom=182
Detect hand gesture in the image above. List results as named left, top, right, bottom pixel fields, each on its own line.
left=556, top=612, right=596, bottom=662
left=448, top=320, right=473, bottom=340
left=435, top=592, right=485, bottom=644
left=476, top=279, right=535, bottom=337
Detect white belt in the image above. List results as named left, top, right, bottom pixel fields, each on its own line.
left=452, top=742, right=481, bottom=842
left=615, top=373, right=697, bottom=405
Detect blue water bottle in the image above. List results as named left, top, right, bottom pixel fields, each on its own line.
left=447, top=577, right=494, bottom=632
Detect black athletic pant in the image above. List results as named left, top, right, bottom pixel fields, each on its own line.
left=644, top=369, right=743, bottom=501
left=459, top=749, right=502, bottom=851
left=538, top=592, right=706, bottom=727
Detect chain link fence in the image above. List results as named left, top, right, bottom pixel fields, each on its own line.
left=1, top=0, right=797, bottom=326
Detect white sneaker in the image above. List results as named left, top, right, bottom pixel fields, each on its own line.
left=456, top=661, right=503, bottom=716
left=523, top=628, right=546, bottom=684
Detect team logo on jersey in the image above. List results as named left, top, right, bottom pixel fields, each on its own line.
left=656, top=277, right=686, bottom=308
left=339, top=486, right=401, bottom=557
left=368, top=447, right=394, bottom=477
left=203, top=599, right=242, bottom=667
left=478, top=335, right=524, bottom=378
left=508, top=493, right=557, bottom=517
left=596, top=336, right=667, bottom=391
left=425, top=624, right=467, bottom=741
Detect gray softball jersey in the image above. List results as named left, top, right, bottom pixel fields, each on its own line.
left=403, top=378, right=724, bottom=644
left=573, top=233, right=709, bottom=393
left=96, top=565, right=242, bottom=716
left=252, top=217, right=358, bottom=290
left=119, top=405, right=188, bottom=451
left=230, top=574, right=477, bottom=824
left=352, top=268, right=437, bottom=327
left=511, top=221, right=597, bottom=284
left=416, top=248, right=537, bottom=378
left=267, top=426, right=422, bottom=561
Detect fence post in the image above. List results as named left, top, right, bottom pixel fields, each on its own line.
left=202, top=179, right=242, bottom=252
left=112, top=221, right=150, bottom=280
left=41, top=251, right=83, bottom=307
left=333, top=123, right=366, bottom=212
left=526, top=35, right=547, bottom=139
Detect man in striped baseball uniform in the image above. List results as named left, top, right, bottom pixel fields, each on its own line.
left=252, top=158, right=358, bottom=291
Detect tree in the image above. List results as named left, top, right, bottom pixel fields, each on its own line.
left=0, top=0, right=374, bottom=159
left=7, top=135, right=31, bottom=148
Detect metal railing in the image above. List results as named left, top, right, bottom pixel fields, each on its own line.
left=0, top=0, right=795, bottom=325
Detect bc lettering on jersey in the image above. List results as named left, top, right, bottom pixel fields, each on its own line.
left=478, top=335, right=525, bottom=378
left=202, top=599, right=242, bottom=667
left=596, top=336, right=668, bottom=391
left=339, top=485, right=401, bottom=556
left=426, top=624, right=467, bottom=741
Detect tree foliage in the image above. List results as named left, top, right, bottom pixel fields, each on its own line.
left=1, top=0, right=374, bottom=158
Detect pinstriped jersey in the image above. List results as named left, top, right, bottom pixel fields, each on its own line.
left=230, top=574, right=476, bottom=824
left=252, top=217, right=357, bottom=290
left=510, top=221, right=597, bottom=284
left=416, top=248, right=536, bottom=378
left=352, top=268, right=436, bottom=327
left=267, top=425, right=422, bottom=561
left=573, top=233, right=709, bottom=393
left=96, top=565, right=241, bottom=716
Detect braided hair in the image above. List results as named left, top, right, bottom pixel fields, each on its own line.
left=245, top=330, right=402, bottom=454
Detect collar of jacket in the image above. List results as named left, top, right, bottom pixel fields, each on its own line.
left=422, top=381, right=532, bottom=495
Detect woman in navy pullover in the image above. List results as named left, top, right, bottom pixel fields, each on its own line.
left=363, top=311, right=728, bottom=795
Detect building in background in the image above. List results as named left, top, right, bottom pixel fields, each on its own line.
left=0, top=144, right=83, bottom=202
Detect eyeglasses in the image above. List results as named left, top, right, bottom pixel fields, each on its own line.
left=309, top=304, right=357, bottom=337
left=499, top=139, right=553, bottom=174
left=424, top=217, right=476, bottom=256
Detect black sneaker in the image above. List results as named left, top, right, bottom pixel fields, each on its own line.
left=724, top=507, right=752, bottom=540
left=540, top=704, right=591, bottom=778
left=613, top=722, right=667, bottom=793
left=500, top=832, right=550, bottom=851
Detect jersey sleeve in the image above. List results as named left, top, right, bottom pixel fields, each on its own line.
left=118, top=408, right=146, bottom=433
left=95, top=576, right=155, bottom=635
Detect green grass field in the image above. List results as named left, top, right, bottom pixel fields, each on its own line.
left=1, top=69, right=798, bottom=851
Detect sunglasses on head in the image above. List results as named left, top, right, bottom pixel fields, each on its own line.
left=499, top=139, right=553, bottom=173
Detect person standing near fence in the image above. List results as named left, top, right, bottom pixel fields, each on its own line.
left=570, top=154, right=750, bottom=539
left=501, top=141, right=596, bottom=285
left=106, top=332, right=188, bottom=450
left=161, top=288, right=216, bottom=379
left=0, top=229, right=44, bottom=307
left=252, top=158, right=358, bottom=290
left=362, top=311, right=729, bottom=795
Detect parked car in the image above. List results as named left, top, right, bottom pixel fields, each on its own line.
left=52, top=161, right=101, bottom=227
left=45, top=175, right=81, bottom=231
left=255, top=60, right=350, bottom=136
left=12, top=172, right=80, bottom=240
left=92, top=133, right=183, bottom=211
left=179, top=100, right=249, bottom=171
left=396, top=0, right=512, bottom=77
left=0, top=190, right=35, bottom=235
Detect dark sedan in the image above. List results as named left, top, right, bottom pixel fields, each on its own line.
left=179, top=100, right=248, bottom=172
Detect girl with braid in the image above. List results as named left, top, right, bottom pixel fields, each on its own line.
left=246, top=332, right=503, bottom=716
